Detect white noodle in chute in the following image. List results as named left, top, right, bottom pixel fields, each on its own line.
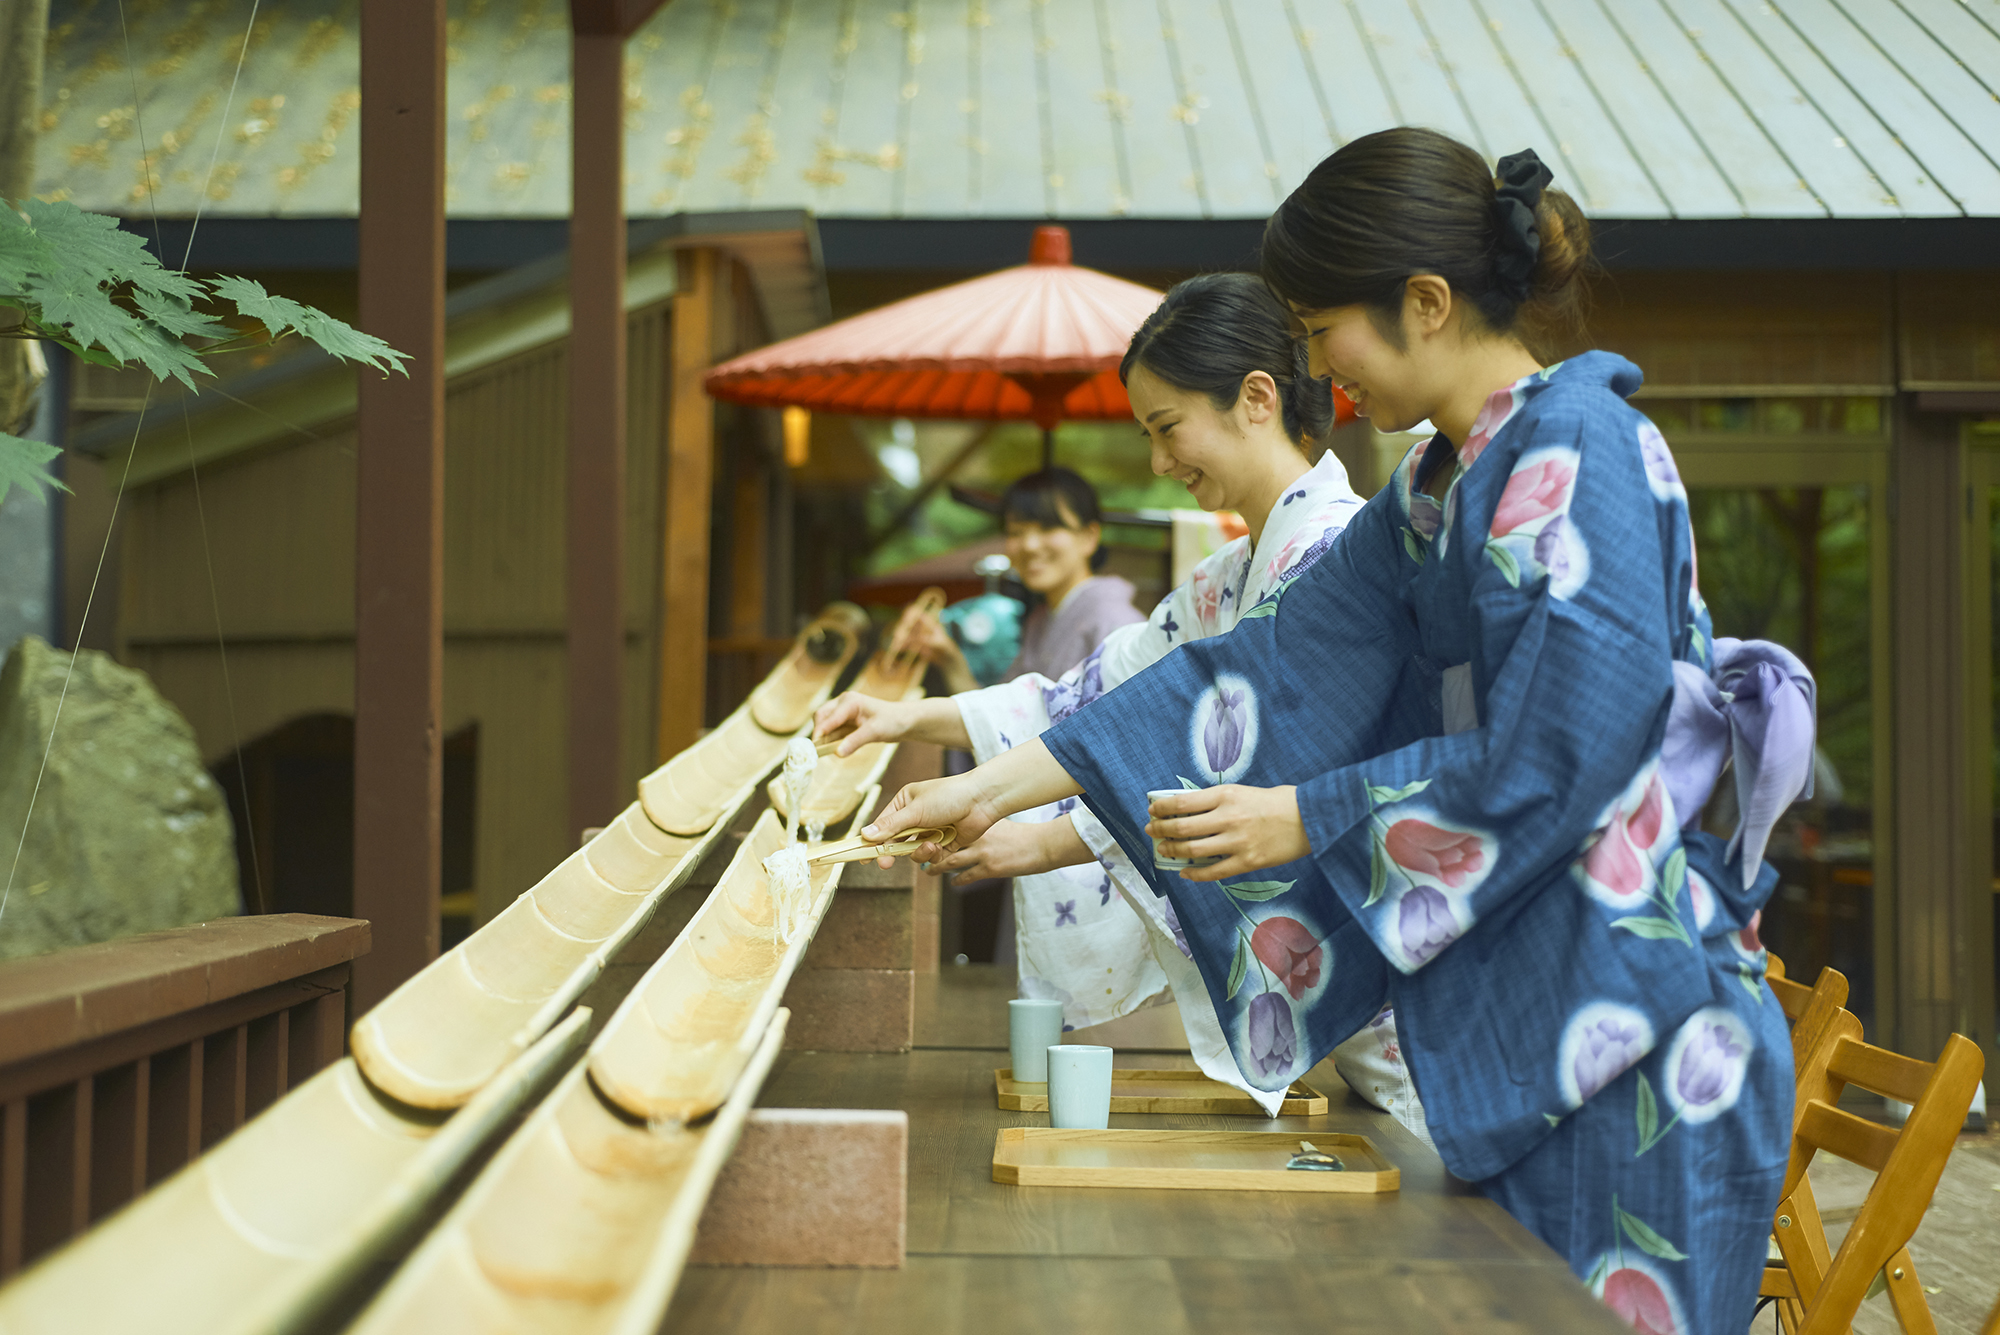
left=763, top=736, right=820, bottom=945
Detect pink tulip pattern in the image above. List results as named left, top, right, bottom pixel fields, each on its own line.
left=1251, top=916, right=1323, bottom=1000
left=1586, top=1204, right=1689, bottom=1334
left=1574, top=767, right=1694, bottom=948
left=1358, top=779, right=1494, bottom=970
left=1482, top=445, right=1589, bottom=597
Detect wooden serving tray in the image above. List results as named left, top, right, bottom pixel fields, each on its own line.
left=994, top=1067, right=1328, bottom=1116
left=991, top=1128, right=1399, bottom=1193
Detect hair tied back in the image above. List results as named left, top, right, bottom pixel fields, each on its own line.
left=1491, top=148, right=1555, bottom=302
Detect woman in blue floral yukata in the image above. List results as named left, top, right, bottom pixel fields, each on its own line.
left=859, top=128, right=1817, bottom=1335
left=818, top=275, right=1435, bottom=1129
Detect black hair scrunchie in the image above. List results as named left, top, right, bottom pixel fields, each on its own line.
left=1492, top=148, right=1555, bottom=303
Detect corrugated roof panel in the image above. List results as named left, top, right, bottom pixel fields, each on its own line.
left=1774, top=0, right=2000, bottom=213
left=1662, top=0, right=1902, bottom=218
left=892, top=1, right=970, bottom=216
left=1893, top=0, right=2000, bottom=101
left=1226, top=0, right=1335, bottom=188
left=969, top=2, right=1054, bottom=217
left=1107, top=4, right=1206, bottom=215
left=33, top=0, right=2000, bottom=221
left=1467, top=0, right=1671, bottom=217
left=1816, top=0, right=2000, bottom=208
left=1605, top=0, right=1821, bottom=215
left=1416, top=0, right=1568, bottom=188
left=1309, top=0, right=1411, bottom=135
left=1531, top=0, right=1744, bottom=218
left=1347, top=0, right=1489, bottom=156
left=1716, top=0, right=1958, bottom=215
left=1035, top=0, right=1133, bottom=218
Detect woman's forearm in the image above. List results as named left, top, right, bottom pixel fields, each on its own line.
left=1037, top=814, right=1098, bottom=871
left=866, top=737, right=1081, bottom=846
left=900, top=697, right=973, bottom=750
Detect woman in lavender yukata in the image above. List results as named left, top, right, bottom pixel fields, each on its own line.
left=818, top=274, right=1434, bottom=1126
left=860, top=130, right=1815, bottom=1335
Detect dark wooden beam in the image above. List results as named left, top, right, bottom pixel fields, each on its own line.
left=567, top=29, right=628, bottom=842
left=1888, top=394, right=1995, bottom=1065
left=569, top=0, right=673, bottom=38
left=659, top=248, right=717, bottom=762
left=354, top=0, right=447, bottom=1014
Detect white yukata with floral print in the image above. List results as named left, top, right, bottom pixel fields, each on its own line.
left=956, top=452, right=1363, bottom=1114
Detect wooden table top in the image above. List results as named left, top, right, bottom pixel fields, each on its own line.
left=663, top=968, right=1630, bottom=1334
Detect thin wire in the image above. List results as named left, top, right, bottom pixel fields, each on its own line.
left=3, top=0, right=267, bottom=925
left=173, top=0, right=268, bottom=914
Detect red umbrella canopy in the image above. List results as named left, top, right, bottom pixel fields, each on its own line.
left=705, top=226, right=1160, bottom=430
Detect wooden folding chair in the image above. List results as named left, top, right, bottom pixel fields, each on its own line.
left=1981, top=1286, right=2000, bottom=1335
left=1759, top=1025, right=1985, bottom=1335
left=1759, top=989, right=1863, bottom=1334
left=1765, top=955, right=1850, bottom=1075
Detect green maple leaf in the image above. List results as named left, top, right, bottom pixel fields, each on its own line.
left=0, top=221, right=51, bottom=295
left=132, top=288, right=231, bottom=343
left=213, top=275, right=409, bottom=376
left=0, top=433, right=71, bottom=507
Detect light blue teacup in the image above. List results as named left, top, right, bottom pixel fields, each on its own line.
left=1008, top=998, right=1065, bottom=1082
left=1047, top=1044, right=1114, bottom=1129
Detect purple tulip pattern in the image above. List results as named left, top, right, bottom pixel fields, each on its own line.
left=1637, top=420, right=1686, bottom=502
left=1631, top=1007, right=1754, bottom=1155
left=1246, top=992, right=1297, bottom=1078
left=1397, top=887, right=1459, bottom=967
left=1558, top=1003, right=1655, bottom=1110
left=1191, top=677, right=1257, bottom=782
left=1357, top=779, right=1495, bottom=971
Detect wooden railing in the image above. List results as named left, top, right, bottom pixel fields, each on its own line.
left=0, top=914, right=369, bottom=1275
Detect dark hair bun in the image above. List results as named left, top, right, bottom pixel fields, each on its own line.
left=1120, top=272, right=1328, bottom=449
left=1260, top=127, right=1592, bottom=348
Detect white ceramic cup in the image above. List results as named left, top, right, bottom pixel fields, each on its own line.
left=1146, top=788, right=1224, bottom=870
left=1047, top=1044, right=1114, bottom=1129
left=1007, top=998, right=1065, bottom=1082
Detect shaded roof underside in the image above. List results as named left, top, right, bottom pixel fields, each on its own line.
left=36, top=0, right=2000, bottom=223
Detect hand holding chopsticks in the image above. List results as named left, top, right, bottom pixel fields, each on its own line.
left=807, top=826, right=958, bottom=865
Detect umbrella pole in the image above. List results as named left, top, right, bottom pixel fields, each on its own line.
left=1041, top=427, right=1054, bottom=471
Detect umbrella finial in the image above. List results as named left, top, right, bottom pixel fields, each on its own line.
left=1029, top=225, right=1072, bottom=266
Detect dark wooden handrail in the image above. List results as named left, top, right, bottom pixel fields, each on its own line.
left=0, top=915, right=370, bottom=1275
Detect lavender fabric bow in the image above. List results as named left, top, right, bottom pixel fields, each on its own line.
left=1660, top=638, right=1816, bottom=888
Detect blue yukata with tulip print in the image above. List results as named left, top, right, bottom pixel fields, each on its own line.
left=1044, top=353, right=1794, bottom=1335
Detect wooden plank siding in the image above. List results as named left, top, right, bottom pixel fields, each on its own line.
left=116, top=302, right=679, bottom=929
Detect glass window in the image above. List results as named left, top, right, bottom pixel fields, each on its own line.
left=1689, top=485, right=1878, bottom=1028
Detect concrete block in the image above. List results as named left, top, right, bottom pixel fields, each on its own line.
left=689, top=1108, right=907, bottom=1268
left=779, top=968, right=914, bottom=1052
left=805, top=887, right=913, bottom=969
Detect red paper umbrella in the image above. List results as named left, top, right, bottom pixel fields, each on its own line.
left=706, top=225, right=1355, bottom=465
left=705, top=226, right=1159, bottom=463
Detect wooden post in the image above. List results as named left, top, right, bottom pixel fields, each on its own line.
left=353, top=0, right=446, bottom=1014
left=1888, top=396, right=1994, bottom=1063
left=659, top=248, right=717, bottom=761
left=567, top=29, right=627, bottom=842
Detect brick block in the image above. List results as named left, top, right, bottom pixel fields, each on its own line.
left=689, top=1109, right=907, bottom=1268
left=805, top=887, right=913, bottom=969
left=778, top=968, right=913, bottom=1052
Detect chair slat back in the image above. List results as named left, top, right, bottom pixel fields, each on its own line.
left=1828, top=1034, right=1932, bottom=1107
left=1785, top=1008, right=1864, bottom=1194
left=1767, top=962, right=1849, bottom=1071
left=1792, top=1032, right=1985, bottom=1335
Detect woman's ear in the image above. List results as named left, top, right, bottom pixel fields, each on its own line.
left=1404, top=274, right=1454, bottom=339
left=1238, top=370, right=1280, bottom=427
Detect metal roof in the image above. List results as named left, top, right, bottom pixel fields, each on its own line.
left=33, top=0, right=2000, bottom=222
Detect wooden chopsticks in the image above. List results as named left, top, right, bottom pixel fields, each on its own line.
left=807, top=826, right=957, bottom=865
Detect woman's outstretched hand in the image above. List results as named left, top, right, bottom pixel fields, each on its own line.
left=862, top=772, right=997, bottom=867
left=813, top=692, right=903, bottom=757
left=1146, top=784, right=1309, bottom=881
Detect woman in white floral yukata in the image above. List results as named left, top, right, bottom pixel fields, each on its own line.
left=818, top=273, right=1432, bottom=1129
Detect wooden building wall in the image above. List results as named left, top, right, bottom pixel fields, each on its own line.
left=118, top=303, right=674, bottom=926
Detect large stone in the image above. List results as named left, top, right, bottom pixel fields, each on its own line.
left=0, top=635, right=238, bottom=960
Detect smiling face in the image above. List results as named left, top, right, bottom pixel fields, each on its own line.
left=1002, top=500, right=1099, bottom=598
left=1292, top=276, right=1455, bottom=435
left=1127, top=362, right=1284, bottom=514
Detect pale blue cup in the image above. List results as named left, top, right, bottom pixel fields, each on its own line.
left=1008, top=998, right=1065, bottom=1082
left=1047, top=1044, right=1114, bottom=1129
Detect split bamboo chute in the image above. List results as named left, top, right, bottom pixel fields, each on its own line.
left=0, top=601, right=887, bottom=1335
left=352, top=603, right=867, bottom=1110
